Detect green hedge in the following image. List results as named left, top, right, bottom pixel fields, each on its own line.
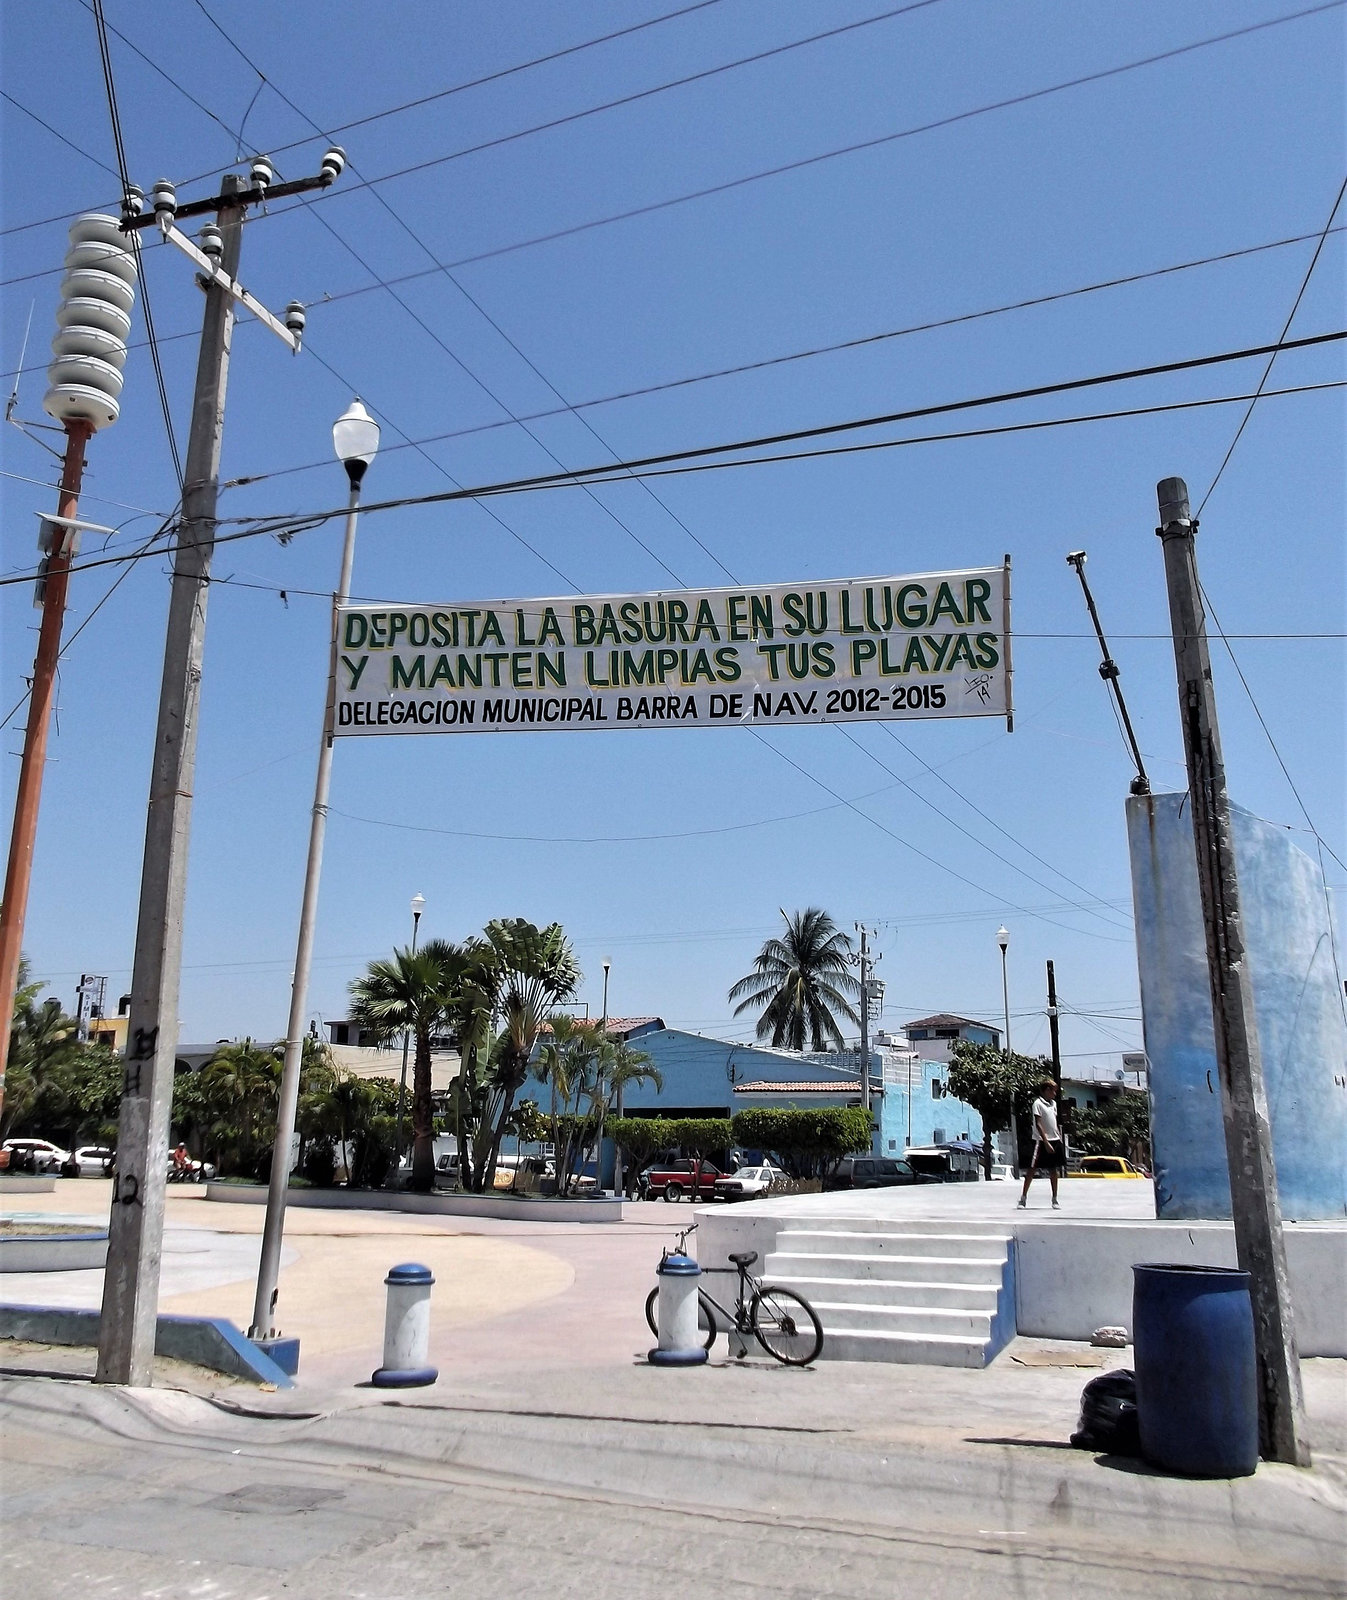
left=606, top=1116, right=734, bottom=1165
left=730, top=1106, right=873, bottom=1178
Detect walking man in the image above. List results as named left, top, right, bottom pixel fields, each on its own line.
left=1017, top=1079, right=1064, bottom=1209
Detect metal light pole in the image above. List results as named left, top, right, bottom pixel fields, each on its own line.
left=391, top=892, right=426, bottom=1177
left=997, top=925, right=1019, bottom=1174
left=596, top=958, right=611, bottom=1193
left=248, top=400, right=380, bottom=1343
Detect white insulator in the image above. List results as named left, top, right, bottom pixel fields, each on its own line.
left=45, top=212, right=136, bottom=433
left=43, top=385, right=121, bottom=430
left=69, top=212, right=131, bottom=251
left=58, top=267, right=135, bottom=316
left=47, top=353, right=124, bottom=400
left=64, top=239, right=137, bottom=286
left=56, top=296, right=132, bottom=342
left=51, top=324, right=127, bottom=368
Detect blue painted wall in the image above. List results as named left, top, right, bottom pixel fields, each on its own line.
left=878, top=1058, right=984, bottom=1153
left=1127, top=793, right=1347, bottom=1220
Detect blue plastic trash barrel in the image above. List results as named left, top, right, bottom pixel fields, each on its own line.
left=1132, top=1263, right=1258, bottom=1477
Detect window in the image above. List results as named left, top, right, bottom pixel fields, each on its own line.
left=908, top=1028, right=929, bottom=1040
left=932, top=1127, right=946, bottom=1145
left=931, top=1079, right=944, bottom=1099
left=888, top=1139, right=896, bottom=1150
left=935, top=1027, right=959, bottom=1039
left=333, top=1023, right=349, bottom=1045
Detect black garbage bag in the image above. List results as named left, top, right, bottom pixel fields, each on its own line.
left=1071, top=1368, right=1140, bottom=1455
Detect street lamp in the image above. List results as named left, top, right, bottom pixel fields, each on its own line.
left=996, top=925, right=1019, bottom=1176
left=249, top=398, right=379, bottom=1345
left=393, top=893, right=427, bottom=1171
left=598, top=959, right=612, bottom=1196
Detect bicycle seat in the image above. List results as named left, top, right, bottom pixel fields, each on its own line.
left=728, top=1250, right=759, bottom=1268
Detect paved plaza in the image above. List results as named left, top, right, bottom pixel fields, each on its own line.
left=2, top=1179, right=1345, bottom=1598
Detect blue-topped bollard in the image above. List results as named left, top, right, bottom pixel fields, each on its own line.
left=648, top=1250, right=708, bottom=1366
left=371, top=1262, right=438, bottom=1387
left=1133, top=1262, right=1259, bottom=1477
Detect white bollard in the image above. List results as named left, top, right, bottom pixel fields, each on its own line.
left=648, top=1249, right=708, bottom=1366
left=371, top=1262, right=438, bottom=1387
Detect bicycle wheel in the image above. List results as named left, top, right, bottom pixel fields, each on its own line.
left=751, top=1285, right=823, bottom=1366
left=644, top=1285, right=717, bottom=1350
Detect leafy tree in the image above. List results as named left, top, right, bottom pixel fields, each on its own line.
left=3, top=964, right=82, bottom=1140
left=348, top=938, right=463, bottom=1191
left=1070, top=1093, right=1151, bottom=1165
left=728, top=908, right=860, bottom=1051
left=730, top=1106, right=873, bottom=1178
left=197, top=1039, right=281, bottom=1178
left=944, top=1041, right=1048, bottom=1178
left=607, top=1116, right=674, bottom=1194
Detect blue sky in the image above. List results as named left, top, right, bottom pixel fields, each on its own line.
left=2, top=0, right=1343, bottom=1064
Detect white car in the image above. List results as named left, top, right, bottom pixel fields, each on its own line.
left=987, top=1162, right=1012, bottom=1182
left=3, top=1137, right=72, bottom=1173
left=713, top=1163, right=786, bottom=1201
left=74, top=1145, right=116, bottom=1176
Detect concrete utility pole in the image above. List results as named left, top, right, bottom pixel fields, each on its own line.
left=96, top=151, right=343, bottom=1386
left=1155, top=475, right=1309, bottom=1467
left=96, top=176, right=246, bottom=1386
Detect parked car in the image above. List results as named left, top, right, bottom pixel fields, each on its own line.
left=987, top=1162, right=1012, bottom=1182
left=1068, top=1155, right=1149, bottom=1179
left=642, top=1158, right=724, bottom=1201
left=74, top=1145, right=116, bottom=1177
left=713, top=1162, right=785, bottom=1201
left=822, top=1156, right=940, bottom=1191
left=2, top=1137, right=72, bottom=1173
left=904, top=1144, right=983, bottom=1183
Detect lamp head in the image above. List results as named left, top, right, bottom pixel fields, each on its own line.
left=333, top=398, right=379, bottom=485
left=410, top=893, right=426, bottom=918
left=996, top=925, right=1009, bottom=951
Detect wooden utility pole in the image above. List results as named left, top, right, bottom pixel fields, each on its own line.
left=1155, top=475, right=1309, bottom=1466
left=0, top=420, right=94, bottom=1101
left=1045, top=960, right=1062, bottom=1091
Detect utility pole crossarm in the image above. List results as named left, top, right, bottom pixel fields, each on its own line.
left=159, top=225, right=302, bottom=352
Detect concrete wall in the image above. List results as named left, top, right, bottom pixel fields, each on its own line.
left=878, top=1058, right=984, bottom=1153
left=1014, top=1220, right=1345, bottom=1357
left=1127, top=793, right=1347, bottom=1220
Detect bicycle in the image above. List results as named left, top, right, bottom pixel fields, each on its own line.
left=644, top=1223, right=824, bottom=1366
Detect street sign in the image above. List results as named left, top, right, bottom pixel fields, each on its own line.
left=332, top=564, right=1012, bottom=736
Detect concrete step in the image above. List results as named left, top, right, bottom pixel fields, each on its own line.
left=776, top=1229, right=1011, bottom=1258
left=781, top=1214, right=1012, bottom=1237
left=762, top=1273, right=1000, bottom=1310
left=800, top=1300, right=994, bottom=1339
left=816, top=1327, right=991, bottom=1367
left=767, top=1251, right=1006, bottom=1286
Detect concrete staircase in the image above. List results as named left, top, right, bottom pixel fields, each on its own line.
left=761, top=1217, right=1016, bottom=1367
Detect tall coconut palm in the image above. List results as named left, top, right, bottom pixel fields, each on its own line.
left=348, top=938, right=464, bottom=1191
left=728, top=908, right=860, bottom=1051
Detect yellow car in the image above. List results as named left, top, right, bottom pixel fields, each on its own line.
left=1069, top=1155, right=1149, bottom=1179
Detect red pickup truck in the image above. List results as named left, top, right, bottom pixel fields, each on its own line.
left=642, top=1158, right=724, bottom=1201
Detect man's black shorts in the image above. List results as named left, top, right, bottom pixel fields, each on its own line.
left=1033, top=1139, right=1066, bottom=1170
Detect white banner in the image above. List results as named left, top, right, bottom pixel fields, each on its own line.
left=332, top=564, right=1011, bottom=736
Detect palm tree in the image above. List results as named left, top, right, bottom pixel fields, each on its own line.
left=728, top=908, right=861, bottom=1051
left=348, top=938, right=464, bottom=1191
left=472, top=918, right=580, bottom=1190
left=200, top=1039, right=281, bottom=1175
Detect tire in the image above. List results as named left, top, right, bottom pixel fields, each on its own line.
left=752, top=1285, right=824, bottom=1366
left=644, top=1285, right=717, bottom=1350
left=666, top=1183, right=684, bottom=1202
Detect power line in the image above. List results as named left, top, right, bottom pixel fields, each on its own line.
left=91, top=0, right=184, bottom=490
left=11, top=226, right=1342, bottom=407
left=333, top=6, right=1344, bottom=211
left=0, top=88, right=122, bottom=178
left=186, top=0, right=741, bottom=587
left=5, top=3, right=1338, bottom=259
left=1, top=375, right=1340, bottom=590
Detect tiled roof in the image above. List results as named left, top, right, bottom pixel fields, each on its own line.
left=903, top=1013, right=994, bottom=1031
left=733, top=1079, right=869, bottom=1094
left=538, top=1016, right=663, bottom=1038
